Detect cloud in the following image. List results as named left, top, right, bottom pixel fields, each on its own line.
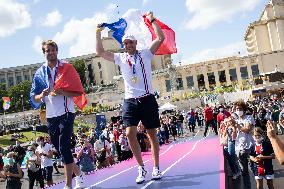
left=142, top=0, right=150, bottom=5
left=51, top=5, right=116, bottom=57
left=32, top=35, right=44, bottom=54
left=185, top=0, right=261, bottom=30
left=48, top=6, right=152, bottom=58
left=0, top=0, right=32, bottom=38
left=181, top=41, right=247, bottom=65
left=40, top=10, right=62, bottom=27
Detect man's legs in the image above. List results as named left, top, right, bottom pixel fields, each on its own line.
left=146, top=128, right=159, bottom=167
left=126, top=126, right=143, bottom=166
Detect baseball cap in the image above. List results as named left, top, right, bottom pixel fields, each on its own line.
left=122, top=35, right=136, bottom=42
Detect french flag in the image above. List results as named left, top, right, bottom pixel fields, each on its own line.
left=101, top=10, right=177, bottom=55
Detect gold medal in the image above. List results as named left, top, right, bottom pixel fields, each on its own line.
left=50, top=90, right=57, bottom=96
left=131, top=76, right=138, bottom=84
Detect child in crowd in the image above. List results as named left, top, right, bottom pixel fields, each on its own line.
left=250, top=127, right=275, bottom=189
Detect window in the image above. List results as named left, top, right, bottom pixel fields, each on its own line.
left=251, top=65, right=259, bottom=77
left=186, top=76, right=194, bottom=88
left=165, top=80, right=171, bottom=92
left=24, top=75, right=30, bottom=81
left=207, top=72, right=216, bottom=85
left=240, top=66, right=248, bottom=79
left=176, top=78, right=183, bottom=90
left=8, top=77, right=14, bottom=86
left=0, top=78, right=5, bottom=83
left=16, top=75, right=22, bottom=84
left=218, top=70, right=226, bottom=83
left=229, top=68, right=237, bottom=81
left=197, top=74, right=205, bottom=90
left=98, top=62, right=101, bottom=69
left=99, top=71, right=103, bottom=79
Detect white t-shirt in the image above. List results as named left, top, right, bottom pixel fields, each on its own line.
left=36, top=143, right=53, bottom=168
left=43, top=61, right=75, bottom=118
left=235, top=115, right=255, bottom=151
left=94, top=140, right=110, bottom=157
left=114, top=49, right=154, bottom=99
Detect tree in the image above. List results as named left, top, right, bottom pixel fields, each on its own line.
left=70, top=59, right=87, bottom=87
left=7, top=81, right=32, bottom=113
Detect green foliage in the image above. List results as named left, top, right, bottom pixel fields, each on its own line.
left=70, top=59, right=87, bottom=87
left=0, top=81, right=31, bottom=114
left=0, top=131, right=46, bottom=147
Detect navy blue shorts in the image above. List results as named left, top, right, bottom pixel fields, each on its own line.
left=42, top=166, right=53, bottom=181
left=122, top=94, right=160, bottom=129
left=47, top=112, right=75, bottom=165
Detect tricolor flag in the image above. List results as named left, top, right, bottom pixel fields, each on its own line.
left=101, top=10, right=177, bottom=55
left=2, top=97, right=11, bottom=110
left=30, top=60, right=87, bottom=110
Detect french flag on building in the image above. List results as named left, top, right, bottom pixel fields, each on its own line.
left=101, top=10, right=177, bottom=55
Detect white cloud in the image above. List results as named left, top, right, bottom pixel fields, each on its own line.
left=142, top=0, right=150, bottom=5
left=40, top=10, right=62, bottom=27
left=185, top=0, right=261, bottom=30
left=0, top=0, right=32, bottom=37
left=32, top=36, right=44, bottom=54
left=52, top=5, right=116, bottom=57
left=50, top=6, right=152, bottom=58
left=181, top=41, right=247, bottom=65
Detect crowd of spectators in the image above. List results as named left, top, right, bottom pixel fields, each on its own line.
left=1, top=95, right=284, bottom=189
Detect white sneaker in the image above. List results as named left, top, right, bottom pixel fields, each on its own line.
left=152, top=167, right=162, bottom=180
left=136, top=166, right=147, bottom=184
left=74, top=173, right=85, bottom=189
left=63, top=186, right=72, bottom=189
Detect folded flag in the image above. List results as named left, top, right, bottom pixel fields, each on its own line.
left=54, top=63, right=87, bottom=110
left=2, top=97, right=11, bottom=110
left=30, top=60, right=87, bottom=110
left=101, top=18, right=127, bottom=48
left=143, top=14, right=177, bottom=55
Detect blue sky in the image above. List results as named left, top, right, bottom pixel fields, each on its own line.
left=0, top=0, right=267, bottom=69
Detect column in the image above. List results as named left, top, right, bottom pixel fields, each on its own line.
left=213, top=65, right=220, bottom=87
left=193, top=73, right=198, bottom=90
left=246, top=59, right=253, bottom=78
left=224, top=62, right=232, bottom=86
left=203, top=67, right=210, bottom=90
left=4, top=72, right=8, bottom=89
left=13, top=72, right=16, bottom=86
left=276, top=20, right=284, bottom=49
left=21, top=70, right=24, bottom=82
left=235, top=61, right=242, bottom=85
left=29, top=69, right=32, bottom=81
left=180, top=70, right=188, bottom=90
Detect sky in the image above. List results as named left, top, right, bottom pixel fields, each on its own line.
left=0, top=0, right=268, bottom=69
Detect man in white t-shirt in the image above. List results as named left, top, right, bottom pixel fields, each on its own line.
left=31, top=40, right=84, bottom=189
left=36, top=136, right=54, bottom=187
left=96, top=12, right=165, bottom=184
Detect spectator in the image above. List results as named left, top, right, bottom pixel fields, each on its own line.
left=94, top=135, right=111, bottom=169
left=36, top=136, right=54, bottom=187
left=250, top=127, right=275, bottom=189
left=26, top=146, right=44, bottom=189
left=3, top=152, right=23, bottom=189
left=76, top=134, right=95, bottom=174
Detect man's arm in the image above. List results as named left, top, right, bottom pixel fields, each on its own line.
left=147, top=12, right=165, bottom=55
left=96, top=25, right=115, bottom=62
left=267, top=120, right=284, bottom=165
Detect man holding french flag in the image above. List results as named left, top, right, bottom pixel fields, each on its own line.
left=96, top=11, right=176, bottom=184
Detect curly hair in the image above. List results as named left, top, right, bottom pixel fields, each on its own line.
left=41, top=40, right=58, bottom=54
left=233, top=100, right=247, bottom=111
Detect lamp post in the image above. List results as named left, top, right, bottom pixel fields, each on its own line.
left=20, top=92, right=25, bottom=127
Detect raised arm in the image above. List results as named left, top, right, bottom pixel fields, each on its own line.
left=96, top=25, right=115, bottom=62
left=147, top=12, right=165, bottom=55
